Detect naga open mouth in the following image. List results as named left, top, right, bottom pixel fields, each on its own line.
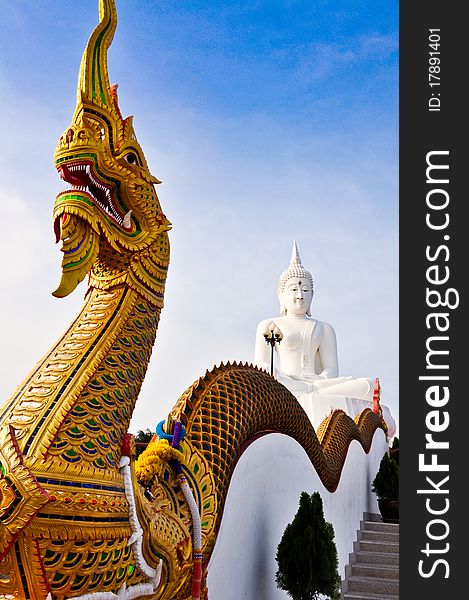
left=57, top=161, right=132, bottom=228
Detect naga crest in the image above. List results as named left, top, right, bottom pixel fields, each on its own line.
left=53, top=0, right=171, bottom=303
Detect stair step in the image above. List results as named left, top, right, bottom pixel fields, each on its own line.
left=355, top=551, right=399, bottom=566
left=355, top=540, right=399, bottom=554
left=348, top=575, right=399, bottom=596
left=362, top=521, right=399, bottom=534
left=358, top=530, right=399, bottom=543
left=343, top=591, right=399, bottom=600
left=363, top=513, right=382, bottom=523
left=351, top=563, right=399, bottom=580
left=341, top=513, right=399, bottom=600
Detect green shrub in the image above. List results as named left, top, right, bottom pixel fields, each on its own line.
left=371, top=451, right=399, bottom=499
left=275, top=491, right=341, bottom=600
left=390, top=436, right=399, bottom=465
left=134, top=428, right=154, bottom=457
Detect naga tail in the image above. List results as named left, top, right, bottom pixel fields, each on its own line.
left=136, top=363, right=387, bottom=568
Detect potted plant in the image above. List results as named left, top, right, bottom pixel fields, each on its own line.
left=371, top=441, right=399, bottom=523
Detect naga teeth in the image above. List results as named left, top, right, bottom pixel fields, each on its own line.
left=60, top=162, right=124, bottom=225
left=123, top=210, right=132, bottom=229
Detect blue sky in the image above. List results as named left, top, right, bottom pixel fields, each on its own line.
left=0, top=1, right=398, bottom=432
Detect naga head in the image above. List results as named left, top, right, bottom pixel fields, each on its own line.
left=53, top=0, right=170, bottom=302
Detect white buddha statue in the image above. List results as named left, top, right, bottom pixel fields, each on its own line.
left=254, top=242, right=373, bottom=400
left=254, top=242, right=397, bottom=436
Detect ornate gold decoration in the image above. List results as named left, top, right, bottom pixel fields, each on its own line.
left=0, top=427, right=51, bottom=559
left=0, top=1, right=388, bottom=598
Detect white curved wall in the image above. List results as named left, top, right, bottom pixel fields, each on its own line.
left=207, top=428, right=388, bottom=599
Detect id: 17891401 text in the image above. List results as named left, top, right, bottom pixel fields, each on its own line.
left=428, top=29, right=441, bottom=112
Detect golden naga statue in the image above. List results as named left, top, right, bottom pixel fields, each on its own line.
left=0, top=1, right=387, bottom=599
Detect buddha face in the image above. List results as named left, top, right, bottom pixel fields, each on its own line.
left=279, top=277, right=313, bottom=316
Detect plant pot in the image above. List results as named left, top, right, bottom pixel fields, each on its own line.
left=377, top=498, right=399, bottom=523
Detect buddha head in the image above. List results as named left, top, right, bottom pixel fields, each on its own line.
left=278, top=242, right=314, bottom=316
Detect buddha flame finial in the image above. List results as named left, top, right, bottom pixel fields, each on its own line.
left=278, top=241, right=314, bottom=293
left=291, top=240, right=301, bottom=267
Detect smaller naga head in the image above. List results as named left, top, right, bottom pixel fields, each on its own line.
left=53, top=0, right=170, bottom=302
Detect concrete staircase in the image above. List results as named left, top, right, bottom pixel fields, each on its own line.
left=341, top=512, right=399, bottom=600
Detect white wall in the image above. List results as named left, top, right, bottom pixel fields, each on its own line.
left=207, top=428, right=388, bottom=599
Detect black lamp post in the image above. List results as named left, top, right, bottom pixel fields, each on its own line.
left=263, top=326, right=283, bottom=376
